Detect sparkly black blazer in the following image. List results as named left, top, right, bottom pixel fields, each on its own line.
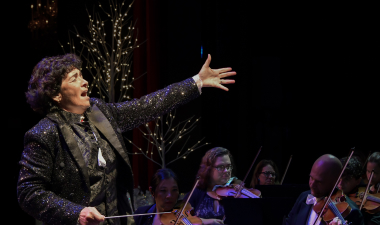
left=17, top=78, right=200, bottom=225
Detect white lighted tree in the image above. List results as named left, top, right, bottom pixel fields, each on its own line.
left=60, top=0, right=144, bottom=103
left=60, top=0, right=208, bottom=169
left=125, top=109, right=209, bottom=168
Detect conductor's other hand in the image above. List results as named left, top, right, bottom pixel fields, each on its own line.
left=78, top=207, right=105, bottom=225
left=199, top=54, right=236, bottom=91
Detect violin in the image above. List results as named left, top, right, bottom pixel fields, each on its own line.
left=312, top=150, right=355, bottom=225
left=209, top=147, right=263, bottom=200
left=159, top=203, right=202, bottom=225
left=214, top=146, right=263, bottom=200
left=358, top=172, right=380, bottom=215
left=324, top=181, right=380, bottom=215
left=210, top=181, right=261, bottom=199
left=313, top=191, right=352, bottom=224
left=160, top=177, right=203, bottom=225
left=334, top=189, right=364, bottom=207
left=361, top=191, right=380, bottom=214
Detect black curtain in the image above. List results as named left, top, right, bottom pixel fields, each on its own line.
left=11, top=0, right=378, bottom=223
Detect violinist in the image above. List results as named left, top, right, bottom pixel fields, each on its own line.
left=134, top=168, right=181, bottom=225
left=337, top=156, right=363, bottom=198
left=250, top=159, right=280, bottom=188
left=185, top=147, right=237, bottom=224
left=363, top=152, right=380, bottom=225
left=285, top=154, right=364, bottom=225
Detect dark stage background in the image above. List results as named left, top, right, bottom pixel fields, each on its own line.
left=7, top=0, right=378, bottom=223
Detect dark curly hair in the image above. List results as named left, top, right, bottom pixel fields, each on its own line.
left=196, top=147, right=234, bottom=190
left=25, top=53, right=82, bottom=115
left=250, top=159, right=280, bottom=188
left=340, top=156, right=363, bottom=180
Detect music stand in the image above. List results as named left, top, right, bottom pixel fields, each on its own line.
left=222, top=197, right=294, bottom=225
left=257, top=184, right=309, bottom=198
left=221, top=185, right=309, bottom=225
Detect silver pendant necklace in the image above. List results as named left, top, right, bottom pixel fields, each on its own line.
left=83, top=114, right=106, bottom=168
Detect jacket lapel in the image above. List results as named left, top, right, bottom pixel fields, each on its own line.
left=298, top=202, right=313, bottom=225
left=47, top=113, right=91, bottom=190
left=87, top=105, right=132, bottom=168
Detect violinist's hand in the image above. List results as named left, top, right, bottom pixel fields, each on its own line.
left=200, top=218, right=224, bottom=224
left=198, top=54, right=236, bottom=91
left=328, top=217, right=347, bottom=225
left=78, top=207, right=105, bottom=225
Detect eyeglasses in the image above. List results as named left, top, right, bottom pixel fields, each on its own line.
left=261, top=171, right=276, bottom=177
left=213, top=165, right=233, bottom=172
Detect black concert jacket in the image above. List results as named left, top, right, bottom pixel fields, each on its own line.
left=17, top=78, right=200, bottom=225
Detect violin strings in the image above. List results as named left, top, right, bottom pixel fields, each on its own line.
left=241, top=189, right=259, bottom=198
left=328, top=201, right=346, bottom=224
left=173, top=179, right=200, bottom=225
left=174, top=211, right=190, bottom=225
left=183, top=217, right=191, bottom=225
left=178, top=214, right=191, bottom=225
left=314, top=150, right=354, bottom=225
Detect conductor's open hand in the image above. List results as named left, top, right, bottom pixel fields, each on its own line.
left=78, top=207, right=105, bottom=225
left=199, top=54, right=236, bottom=91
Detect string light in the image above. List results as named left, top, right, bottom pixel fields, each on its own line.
left=67, top=0, right=208, bottom=167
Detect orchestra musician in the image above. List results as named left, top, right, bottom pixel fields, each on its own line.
left=363, top=152, right=380, bottom=225
left=17, top=53, right=236, bottom=225
left=337, top=156, right=363, bottom=197
left=285, top=154, right=364, bottom=225
left=250, top=159, right=280, bottom=188
left=134, top=168, right=180, bottom=225
left=185, top=147, right=238, bottom=224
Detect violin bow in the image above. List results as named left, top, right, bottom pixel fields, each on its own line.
left=313, top=150, right=354, bottom=225
left=234, top=146, right=262, bottom=198
left=173, top=177, right=200, bottom=225
left=360, top=170, right=374, bottom=210
left=280, top=155, right=292, bottom=185
left=105, top=212, right=171, bottom=219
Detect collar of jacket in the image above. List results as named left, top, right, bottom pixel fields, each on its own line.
left=47, top=104, right=131, bottom=191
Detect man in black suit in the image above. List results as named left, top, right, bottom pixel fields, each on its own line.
left=285, top=154, right=364, bottom=225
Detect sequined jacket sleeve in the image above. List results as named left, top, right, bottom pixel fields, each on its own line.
left=18, top=119, right=86, bottom=225
left=94, top=77, right=200, bottom=132
left=17, top=78, right=200, bottom=224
